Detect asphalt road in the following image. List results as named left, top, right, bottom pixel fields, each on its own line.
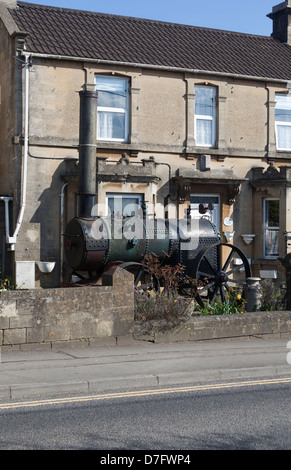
left=1, top=338, right=291, bottom=400
left=0, top=376, right=290, bottom=451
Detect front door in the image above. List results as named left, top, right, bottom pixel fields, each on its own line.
left=190, top=194, right=220, bottom=232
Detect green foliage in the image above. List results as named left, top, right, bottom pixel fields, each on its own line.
left=198, top=299, right=241, bottom=316
left=197, top=288, right=246, bottom=316
left=0, top=271, right=14, bottom=290
left=259, top=279, right=286, bottom=311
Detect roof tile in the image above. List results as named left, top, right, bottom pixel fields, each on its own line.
left=8, top=1, right=291, bottom=80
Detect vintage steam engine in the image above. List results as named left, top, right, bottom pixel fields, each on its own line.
left=64, top=89, right=251, bottom=307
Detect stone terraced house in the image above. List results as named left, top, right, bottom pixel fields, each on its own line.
left=0, top=0, right=291, bottom=289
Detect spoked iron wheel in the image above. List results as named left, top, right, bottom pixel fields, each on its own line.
left=119, top=262, right=159, bottom=293
left=192, top=243, right=251, bottom=307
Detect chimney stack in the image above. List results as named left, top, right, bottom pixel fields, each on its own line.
left=268, top=1, right=291, bottom=44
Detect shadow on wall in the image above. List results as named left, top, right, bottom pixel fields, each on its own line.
left=29, top=158, right=76, bottom=288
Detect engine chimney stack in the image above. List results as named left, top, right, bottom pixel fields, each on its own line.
left=78, top=88, right=98, bottom=218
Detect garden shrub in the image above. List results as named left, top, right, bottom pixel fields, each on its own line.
left=259, top=279, right=286, bottom=311
left=134, top=252, right=197, bottom=321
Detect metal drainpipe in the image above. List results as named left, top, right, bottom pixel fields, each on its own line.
left=8, top=53, right=30, bottom=249
left=78, top=88, right=98, bottom=219
left=0, top=196, right=13, bottom=242
left=60, top=182, right=68, bottom=284
left=0, top=196, right=13, bottom=274
left=155, top=161, right=178, bottom=202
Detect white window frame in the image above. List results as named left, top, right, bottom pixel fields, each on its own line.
left=263, top=198, right=280, bottom=259
left=194, top=85, right=217, bottom=148
left=275, top=93, right=291, bottom=151
left=106, top=193, right=143, bottom=218
left=95, top=76, right=130, bottom=143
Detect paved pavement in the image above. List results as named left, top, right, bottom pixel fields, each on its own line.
left=0, top=337, right=291, bottom=400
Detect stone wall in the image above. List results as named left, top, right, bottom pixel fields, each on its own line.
left=133, top=310, right=291, bottom=343
left=0, top=267, right=134, bottom=350
left=1, top=263, right=291, bottom=350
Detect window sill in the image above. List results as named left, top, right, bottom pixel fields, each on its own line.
left=97, top=141, right=131, bottom=149
left=270, top=151, right=291, bottom=159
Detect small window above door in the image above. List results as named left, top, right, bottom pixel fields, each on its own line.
left=106, top=193, right=143, bottom=218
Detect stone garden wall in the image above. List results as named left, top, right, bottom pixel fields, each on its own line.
left=1, top=265, right=291, bottom=350
left=0, top=267, right=134, bottom=350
